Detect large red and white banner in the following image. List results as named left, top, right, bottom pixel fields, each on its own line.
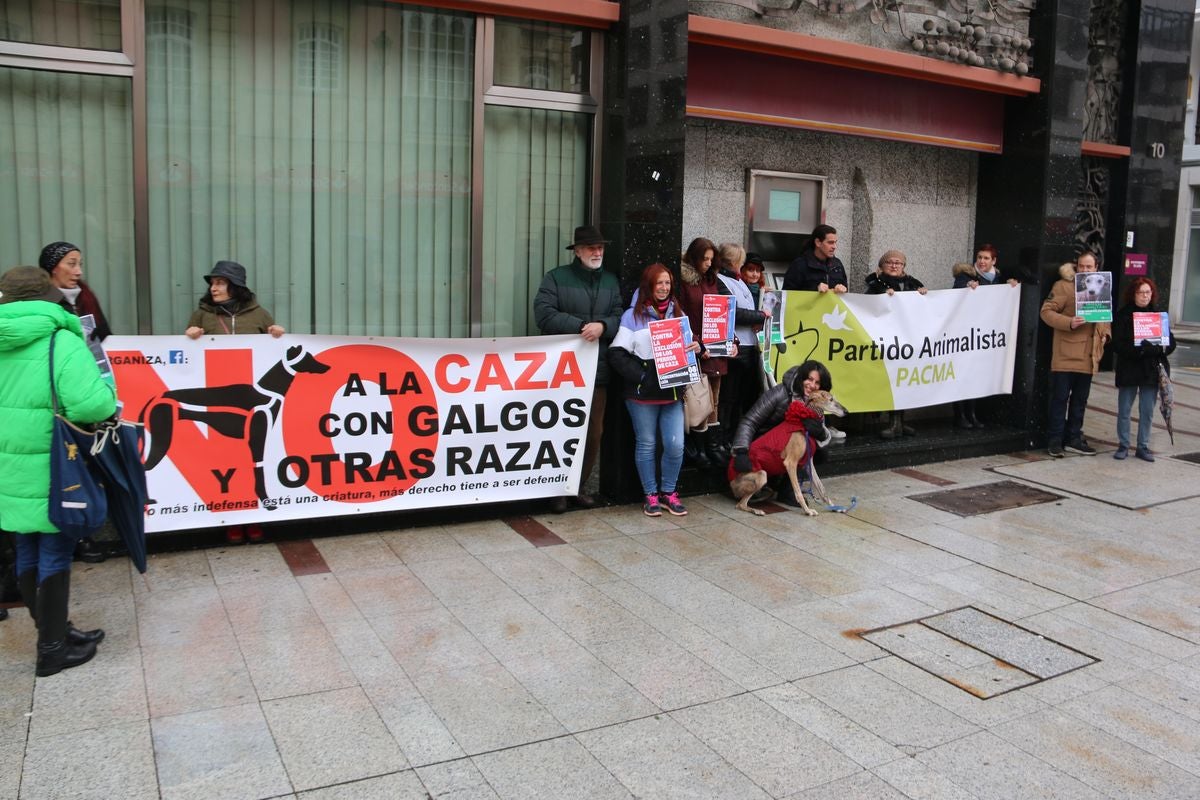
left=105, top=334, right=597, bottom=533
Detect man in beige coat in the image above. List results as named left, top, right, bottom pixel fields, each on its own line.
left=1039, top=252, right=1111, bottom=456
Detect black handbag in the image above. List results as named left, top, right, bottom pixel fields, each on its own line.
left=47, top=332, right=108, bottom=538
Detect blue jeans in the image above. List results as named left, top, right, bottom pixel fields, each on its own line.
left=624, top=399, right=685, bottom=496
left=1047, top=371, right=1092, bottom=444
left=12, top=532, right=76, bottom=582
left=1117, top=385, right=1157, bottom=450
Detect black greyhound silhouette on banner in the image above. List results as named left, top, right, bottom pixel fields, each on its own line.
left=140, top=345, right=331, bottom=509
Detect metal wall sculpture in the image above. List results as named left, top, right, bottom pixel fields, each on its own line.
left=1073, top=160, right=1108, bottom=261
left=695, top=0, right=1035, bottom=75
left=1083, top=0, right=1127, bottom=143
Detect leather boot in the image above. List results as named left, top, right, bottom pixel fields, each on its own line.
left=35, top=571, right=98, bottom=677
left=880, top=411, right=904, bottom=439
left=953, top=402, right=974, bottom=430
left=18, top=569, right=104, bottom=644
left=965, top=400, right=985, bottom=429
left=74, top=537, right=106, bottom=564
left=705, top=430, right=730, bottom=466
left=686, top=433, right=712, bottom=469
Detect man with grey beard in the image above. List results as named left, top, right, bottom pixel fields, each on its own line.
left=534, top=226, right=625, bottom=512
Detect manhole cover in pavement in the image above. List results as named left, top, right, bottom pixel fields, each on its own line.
left=1173, top=451, right=1200, bottom=465
left=861, top=606, right=1098, bottom=699
left=909, top=479, right=1063, bottom=516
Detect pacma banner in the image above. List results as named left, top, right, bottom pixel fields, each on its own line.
left=104, top=334, right=597, bottom=533
left=769, top=286, right=1021, bottom=412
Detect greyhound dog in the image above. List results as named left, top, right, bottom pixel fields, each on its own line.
left=140, top=345, right=331, bottom=509
left=730, top=390, right=846, bottom=517
left=1080, top=272, right=1111, bottom=303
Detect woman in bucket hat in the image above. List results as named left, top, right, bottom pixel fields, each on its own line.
left=0, top=266, right=116, bottom=676
left=185, top=260, right=285, bottom=338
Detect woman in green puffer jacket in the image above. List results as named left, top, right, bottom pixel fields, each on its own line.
left=0, top=266, right=117, bottom=677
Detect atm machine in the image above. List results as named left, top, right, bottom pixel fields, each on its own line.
left=744, top=169, right=827, bottom=288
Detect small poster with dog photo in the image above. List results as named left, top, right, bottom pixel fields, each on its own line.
left=700, top=294, right=736, bottom=356
left=1132, top=311, right=1170, bottom=346
left=649, top=316, right=701, bottom=389
left=1074, top=270, right=1113, bottom=323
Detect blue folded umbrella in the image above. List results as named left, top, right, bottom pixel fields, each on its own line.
left=88, top=421, right=149, bottom=573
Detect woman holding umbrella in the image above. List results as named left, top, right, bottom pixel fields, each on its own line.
left=1111, top=277, right=1176, bottom=462
left=0, top=267, right=116, bottom=676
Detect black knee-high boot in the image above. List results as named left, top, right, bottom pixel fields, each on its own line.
left=18, top=568, right=104, bottom=644
left=35, top=571, right=98, bottom=677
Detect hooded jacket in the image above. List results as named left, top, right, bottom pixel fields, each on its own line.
left=0, top=301, right=117, bottom=533
left=187, top=295, right=277, bottom=336
left=1039, top=263, right=1110, bottom=374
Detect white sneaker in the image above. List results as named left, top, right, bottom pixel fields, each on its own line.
left=826, top=425, right=847, bottom=441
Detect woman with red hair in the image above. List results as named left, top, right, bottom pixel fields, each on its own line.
left=1111, top=277, right=1175, bottom=461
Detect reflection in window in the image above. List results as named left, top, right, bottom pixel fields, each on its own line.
left=0, top=0, right=122, bottom=51
left=493, top=18, right=588, bottom=93
left=146, top=8, right=193, bottom=89
left=297, top=23, right=343, bottom=92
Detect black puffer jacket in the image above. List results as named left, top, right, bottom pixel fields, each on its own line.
left=865, top=272, right=925, bottom=294
left=782, top=251, right=848, bottom=292
left=731, top=365, right=825, bottom=453
left=1112, top=303, right=1176, bottom=387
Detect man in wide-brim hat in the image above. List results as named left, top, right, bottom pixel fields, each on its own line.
left=533, top=226, right=623, bottom=513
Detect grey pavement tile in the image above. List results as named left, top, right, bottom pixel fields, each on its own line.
left=594, top=580, right=710, bottom=642
left=527, top=512, right=625, bottom=543
left=132, top=550, right=215, bottom=595
left=151, top=702, right=292, bottom=800
left=312, top=533, right=403, bottom=573
left=448, top=520, right=536, bottom=555
left=833, top=587, right=940, bottom=628
left=0, top=737, right=21, bottom=799
left=69, top=557, right=135, bottom=600
left=416, top=758, right=501, bottom=799
left=219, top=575, right=320, bottom=635
left=67, top=591, right=137, bottom=654
left=539, top=545, right=621, bottom=585
left=297, top=770, right=428, bottom=799
left=381, top=526, right=471, bottom=562
left=29, top=647, right=148, bottom=739
left=526, top=585, right=659, bottom=646
left=830, top=534, right=974, bottom=578
left=324, top=618, right=420, bottom=690
left=0, top=663, right=35, bottom=742
left=143, top=635, right=257, bottom=718
left=1119, top=666, right=1200, bottom=723
left=1049, top=601, right=1199, bottom=661
left=368, top=606, right=497, bottom=677
left=363, top=681, right=466, bottom=767
left=1090, top=578, right=1200, bottom=643
left=406, top=555, right=523, bottom=608
left=577, top=714, right=770, bottom=800
left=786, top=769, right=910, bottom=799
left=973, top=551, right=1122, bottom=600
left=864, top=656, right=1049, bottom=729
left=335, top=564, right=442, bottom=618
left=752, top=549, right=881, bottom=598
left=753, top=681, right=902, bottom=767
left=915, top=730, right=1102, bottom=800
left=924, top=564, right=1071, bottom=619
left=571, top=537, right=690, bottom=580
left=671, top=694, right=861, bottom=797
left=797, top=665, right=979, bottom=750
left=669, top=624, right=783, bottom=690
left=472, top=737, right=633, bottom=800
left=991, top=708, right=1200, bottom=799
left=791, top=540, right=919, bottom=585
left=475, top=549, right=592, bottom=597
left=1058, top=685, right=1200, bottom=776
left=588, top=504, right=684, bottom=535
left=412, top=661, right=567, bottom=755
left=991, top=455, right=1200, bottom=509
left=136, top=584, right=235, bottom=648
left=871, top=757, right=982, bottom=800
left=20, top=719, right=158, bottom=800
left=688, top=555, right=822, bottom=611
left=769, top=598, right=892, bottom=662
left=589, top=631, right=745, bottom=710
left=0, top=613, right=37, bottom=670
left=921, top=607, right=1096, bottom=679
left=263, top=687, right=407, bottom=792
left=637, top=529, right=730, bottom=565
left=1018, top=607, right=1172, bottom=686
left=296, top=573, right=365, bottom=626
left=502, top=644, right=659, bottom=732
left=236, top=623, right=357, bottom=701
left=448, top=596, right=577, bottom=663
left=206, top=544, right=294, bottom=585
left=685, top=519, right=796, bottom=560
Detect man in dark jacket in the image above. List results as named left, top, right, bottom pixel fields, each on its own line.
left=782, top=224, right=848, bottom=294
left=533, top=226, right=625, bottom=512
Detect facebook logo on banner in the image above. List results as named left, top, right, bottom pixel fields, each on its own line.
left=169, top=350, right=185, bottom=364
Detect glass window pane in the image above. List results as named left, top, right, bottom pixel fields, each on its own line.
left=145, top=0, right=473, bottom=337
left=0, top=68, right=135, bottom=332
left=493, top=18, right=588, bottom=93
left=1, top=0, right=122, bottom=51
left=482, top=105, right=589, bottom=337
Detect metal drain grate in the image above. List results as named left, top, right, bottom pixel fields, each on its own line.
left=1173, top=451, right=1200, bottom=465
left=860, top=606, right=1098, bottom=699
left=909, top=479, right=1064, bottom=516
